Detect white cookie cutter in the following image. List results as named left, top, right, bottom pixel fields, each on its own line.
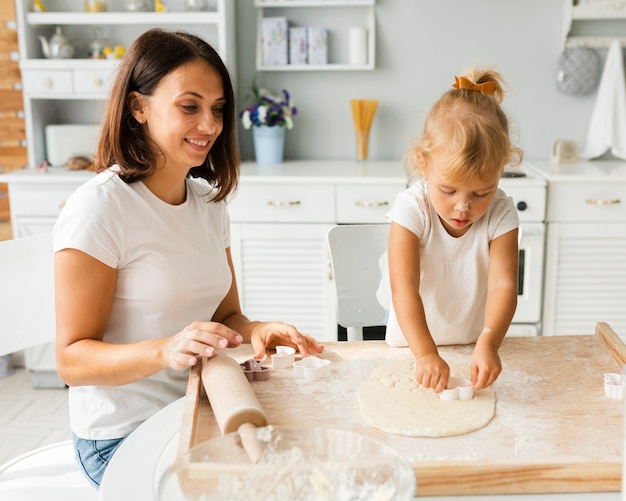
left=293, top=356, right=331, bottom=381
left=438, top=377, right=474, bottom=401
left=604, top=373, right=625, bottom=400
left=271, top=346, right=296, bottom=369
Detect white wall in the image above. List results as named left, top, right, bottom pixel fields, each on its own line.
left=235, top=0, right=599, bottom=163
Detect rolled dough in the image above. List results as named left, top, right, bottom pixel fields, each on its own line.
left=357, top=358, right=496, bottom=437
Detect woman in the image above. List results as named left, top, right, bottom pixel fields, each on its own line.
left=53, top=28, right=324, bottom=488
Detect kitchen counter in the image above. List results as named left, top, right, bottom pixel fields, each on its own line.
left=526, top=159, right=626, bottom=181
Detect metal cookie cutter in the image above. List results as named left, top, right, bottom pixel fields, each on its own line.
left=604, top=373, right=625, bottom=400
left=293, top=356, right=331, bottom=381
left=240, top=359, right=271, bottom=381
left=439, top=377, right=474, bottom=401
left=271, top=345, right=296, bottom=369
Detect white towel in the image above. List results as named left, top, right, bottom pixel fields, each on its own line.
left=581, top=39, right=626, bottom=160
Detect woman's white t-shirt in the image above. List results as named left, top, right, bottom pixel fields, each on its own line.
left=54, top=168, right=232, bottom=440
left=378, top=179, right=519, bottom=346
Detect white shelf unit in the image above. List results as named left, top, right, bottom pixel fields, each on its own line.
left=254, top=0, right=375, bottom=71
left=15, top=0, right=236, bottom=167
left=563, top=0, right=626, bottom=48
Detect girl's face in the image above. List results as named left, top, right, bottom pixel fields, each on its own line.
left=423, top=155, right=499, bottom=237
left=133, top=59, right=225, bottom=173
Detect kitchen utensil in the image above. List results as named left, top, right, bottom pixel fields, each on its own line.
left=270, top=345, right=295, bottom=369
left=39, top=27, right=74, bottom=59
left=87, top=28, right=107, bottom=59
left=158, top=425, right=416, bottom=500
left=292, top=355, right=331, bottom=380
left=350, top=99, right=378, bottom=161
left=201, top=355, right=267, bottom=463
left=239, top=359, right=270, bottom=381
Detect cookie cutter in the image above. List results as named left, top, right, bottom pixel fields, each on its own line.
left=240, top=359, right=270, bottom=381
left=271, top=345, right=296, bottom=369
left=293, top=356, right=331, bottom=381
left=604, top=373, right=625, bottom=400
left=438, top=376, right=474, bottom=401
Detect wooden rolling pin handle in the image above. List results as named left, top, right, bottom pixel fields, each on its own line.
left=201, top=354, right=268, bottom=435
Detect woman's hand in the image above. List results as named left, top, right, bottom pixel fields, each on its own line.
left=415, top=353, right=450, bottom=393
left=470, top=343, right=502, bottom=390
left=165, top=320, right=244, bottom=370
left=249, top=321, right=324, bottom=361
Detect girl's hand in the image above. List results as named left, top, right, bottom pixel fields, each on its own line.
left=415, top=353, right=450, bottom=393
left=470, top=343, right=502, bottom=390
left=165, top=321, right=244, bottom=370
left=250, top=321, right=324, bottom=361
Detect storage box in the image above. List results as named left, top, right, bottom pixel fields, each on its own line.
left=307, top=26, right=328, bottom=65
left=45, top=124, right=101, bottom=166
left=289, top=27, right=307, bottom=64
left=261, top=17, right=288, bottom=66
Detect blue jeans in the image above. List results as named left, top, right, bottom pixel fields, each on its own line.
left=72, top=433, right=126, bottom=489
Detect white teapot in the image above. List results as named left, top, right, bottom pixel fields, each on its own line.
left=39, top=27, right=75, bottom=59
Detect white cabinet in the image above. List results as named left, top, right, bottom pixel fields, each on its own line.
left=563, top=0, right=626, bottom=48
left=540, top=168, right=626, bottom=337
left=14, top=0, right=236, bottom=167
left=254, top=0, right=375, bottom=71
left=229, top=160, right=406, bottom=342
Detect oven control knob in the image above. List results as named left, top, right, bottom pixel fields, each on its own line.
left=516, top=201, right=528, bottom=211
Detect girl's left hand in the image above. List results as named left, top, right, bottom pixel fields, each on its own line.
left=250, top=321, right=324, bottom=360
left=470, top=344, right=502, bottom=390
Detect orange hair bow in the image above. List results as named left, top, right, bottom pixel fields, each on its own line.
left=452, top=76, right=497, bottom=96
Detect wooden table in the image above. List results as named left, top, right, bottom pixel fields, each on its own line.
left=181, top=325, right=625, bottom=497
left=100, top=325, right=626, bottom=499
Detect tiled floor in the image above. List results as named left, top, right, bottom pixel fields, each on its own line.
left=0, top=367, right=71, bottom=465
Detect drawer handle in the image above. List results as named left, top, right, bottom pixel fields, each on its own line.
left=266, top=200, right=301, bottom=207
left=57, top=201, right=66, bottom=209
left=41, top=78, right=53, bottom=89
left=585, top=198, right=621, bottom=206
left=92, top=78, right=103, bottom=87
left=354, top=200, right=390, bottom=208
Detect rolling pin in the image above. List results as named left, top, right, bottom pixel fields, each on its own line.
left=201, top=354, right=268, bottom=463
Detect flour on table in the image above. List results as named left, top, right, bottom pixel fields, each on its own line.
left=357, top=358, right=496, bottom=437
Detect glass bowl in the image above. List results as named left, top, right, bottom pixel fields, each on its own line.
left=158, top=425, right=416, bottom=500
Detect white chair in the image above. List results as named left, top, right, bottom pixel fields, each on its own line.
left=0, top=234, right=96, bottom=500
left=327, top=224, right=390, bottom=341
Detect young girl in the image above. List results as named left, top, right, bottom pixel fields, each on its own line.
left=377, top=68, right=523, bottom=394
left=53, top=29, right=323, bottom=488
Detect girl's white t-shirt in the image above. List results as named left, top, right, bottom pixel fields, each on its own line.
left=378, top=179, right=519, bottom=346
left=54, top=168, right=232, bottom=440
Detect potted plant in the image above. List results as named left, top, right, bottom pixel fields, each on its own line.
left=240, top=81, right=297, bottom=165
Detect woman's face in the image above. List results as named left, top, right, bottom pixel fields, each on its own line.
left=136, top=59, right=225, bottom=173
left=423, top=155, right=499, bottom=237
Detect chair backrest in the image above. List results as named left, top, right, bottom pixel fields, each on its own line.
left=0, top=234, right=55, bottom=357
left=327, top=224, right=390, bottom=341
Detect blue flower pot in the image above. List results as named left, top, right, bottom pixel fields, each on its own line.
left=252, top=125, right=285, bottom=165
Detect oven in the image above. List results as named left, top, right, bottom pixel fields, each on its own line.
left=499, top=166, right=547, bottom=337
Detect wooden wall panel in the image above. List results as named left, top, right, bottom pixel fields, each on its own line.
left=0, top=0, right=23, bottom=223
left=0, top=115, right=25, bottom=144
left=0, top=0, right=16, bottom=25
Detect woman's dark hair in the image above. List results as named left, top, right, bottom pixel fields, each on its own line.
left=93, top=28, right=239, bottom=201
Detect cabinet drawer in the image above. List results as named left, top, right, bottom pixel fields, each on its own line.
left=229, top=183, right=335, bottom=223
left=22, top=70, right=73, bottom=94
left=547, top=181, right=626, bottom=222
left=73, top=70, right=112, bottom=97
left=10, top=183, right=78, bottom=217
left=336, top=183, right=404, bottom=223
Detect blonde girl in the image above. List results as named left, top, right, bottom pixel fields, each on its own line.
left=378, top=68, right=523, bottom=393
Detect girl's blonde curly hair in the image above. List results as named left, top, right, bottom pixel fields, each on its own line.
left=407, top=68, right=523, bottom=183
